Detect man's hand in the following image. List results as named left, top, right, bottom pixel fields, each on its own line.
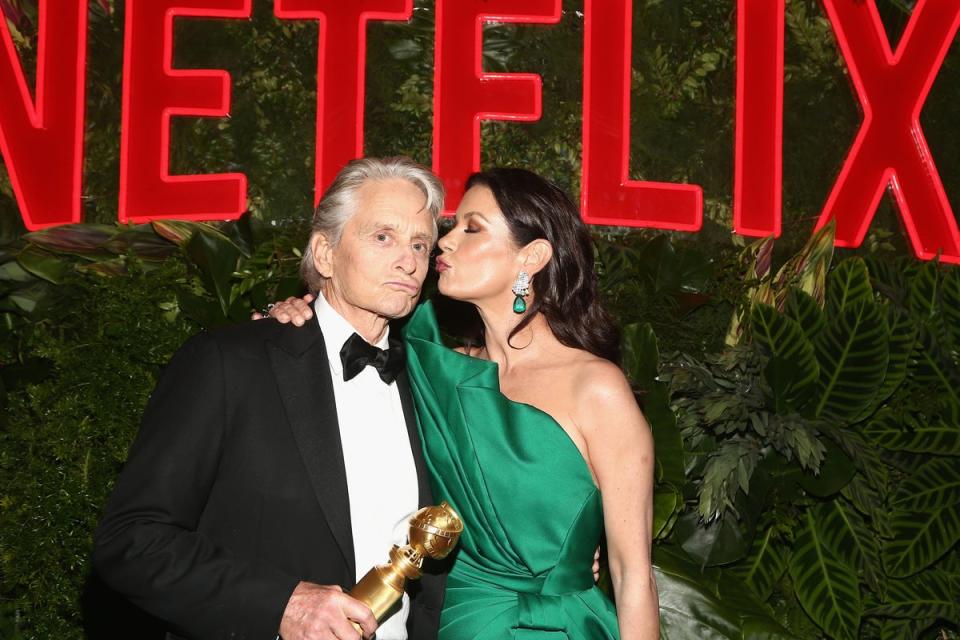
left=279, top=581, right=376, bottom=640
left=251, top=294, right=316, bottom=325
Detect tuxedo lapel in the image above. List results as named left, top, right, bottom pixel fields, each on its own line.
left=268, top=325, right=355, bottom=576
left=396, top=369, right=433, bottom=509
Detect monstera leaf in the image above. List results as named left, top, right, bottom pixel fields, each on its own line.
left=789, top=509, right=862, bottom=640
left=655, top=546, right=793, bottom=639
left=813, top=301, right=889, bottom=421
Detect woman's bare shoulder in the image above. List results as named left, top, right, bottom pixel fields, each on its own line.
left=565, top=356, right=645, bottom=435
left=571, top=355, right=633, bottom=400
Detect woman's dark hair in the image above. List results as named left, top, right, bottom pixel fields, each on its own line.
left=463, top=168, right=620, bottom=363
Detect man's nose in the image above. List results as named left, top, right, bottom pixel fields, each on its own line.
left=395, top=245, right=418, bottom=273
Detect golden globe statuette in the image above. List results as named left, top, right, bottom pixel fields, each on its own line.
left=349, top=502, right=463, bottom=627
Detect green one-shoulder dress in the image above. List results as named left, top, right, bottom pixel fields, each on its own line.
left=404, top=302, right=620, bottom=639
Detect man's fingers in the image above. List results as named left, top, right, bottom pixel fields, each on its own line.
left=339, top=595, right=377, bottom=638
left=330, top=617, right=363, bottom=640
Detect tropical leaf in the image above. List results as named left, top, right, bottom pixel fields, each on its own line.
left=22, top=223, right=115, bottom=257
left=185, top=228, right=243, bottom=316
left=873, top=306, right=917, bottom=406
left=865, top=254, right=910, bottom=307
left=622, top=322, right=659, bottom=389
left=883, top=505, right=960, bottom=577
left=637, top=234, right=682, bottom=294
left=841, top=472, right=882, bottom=513
left=730, top=527, right=789, bottom=600
left=890, top=458, right=960, bottom=512
left=697, top=439, right=759, bottom=523
left=868, top=569, right=957, bottom=621
left=725, top=236, right=775, bottom=347
left=654, top=546, right=794, bottom=639
left=833, top=426, right=888, bottom=492
left=788, top=509, right=861, bottom=640
left=674, top=511, right=750, bottom=568
left=796, top=437, right=855, bottom=497
left=864, top=410, right=960, bottom=455
left=941, top=268, right=960, bottom=352
left=826, top=257, right=873, bottom=319
left=813, top=301, right=889, bottom=421
left=877, top=617, right=935, bottom=640
left=645, top=384, right=686, bottom=489
left=814, top=500, right=883, bottom=593
left=594, top=239, right=641, bottom=291
left=751, top=303, right=818, bottom=408
left=653, top=484, right=682, bottom=541
left=772, top=220, right=834, bottom=306
left=908, top=327, right=960, bottom=417
left=905, top=260, right=938, bottom=321
left=16, top=245, right=69, bottom=284
left=784, top=287, right=825, bottom=343
left=152, top=219, right=204, bottom=247
left=107, top=225, right=180, bottom=261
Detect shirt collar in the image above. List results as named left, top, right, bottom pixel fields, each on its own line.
left=314, top=292, right=390, bottom=375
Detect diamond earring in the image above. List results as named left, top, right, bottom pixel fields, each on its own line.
left=511, top=271, right=530, bottom=313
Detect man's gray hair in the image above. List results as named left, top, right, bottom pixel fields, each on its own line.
left=300, top=156, right=445, bottom=293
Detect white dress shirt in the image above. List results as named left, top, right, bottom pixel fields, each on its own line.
left=314, top=294, right=419, bottom=639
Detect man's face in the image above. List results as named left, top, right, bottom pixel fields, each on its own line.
left=312, top=178, right=435, bottom=336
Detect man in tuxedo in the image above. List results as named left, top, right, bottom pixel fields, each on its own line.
left=93, top=157, right=445, bottom=640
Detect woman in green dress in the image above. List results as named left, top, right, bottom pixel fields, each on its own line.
left=271, top=168, right=658, bottom=639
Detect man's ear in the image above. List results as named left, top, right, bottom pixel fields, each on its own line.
left=520, top=239, right=553, bottom=276
left=310, top=232, right=335, bottom=279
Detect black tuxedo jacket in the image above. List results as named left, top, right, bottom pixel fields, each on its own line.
left=93, top=318, right=444, bottom=639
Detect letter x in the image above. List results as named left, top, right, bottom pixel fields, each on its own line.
left=816, top=0, right=960, bottom=263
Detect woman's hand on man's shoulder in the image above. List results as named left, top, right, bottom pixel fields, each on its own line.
left=251, top=294, right=316, bottom=326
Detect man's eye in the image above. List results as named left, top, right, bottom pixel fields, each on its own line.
left=376, top=233, right=390, bottom=242
left=412, top=242, right=427, bottom=253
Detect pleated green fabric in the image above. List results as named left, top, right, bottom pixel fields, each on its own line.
left=404, top=302, right=620, bottom=639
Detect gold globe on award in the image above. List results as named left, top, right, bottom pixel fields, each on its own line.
left=349, top=501, right=463, bottom=625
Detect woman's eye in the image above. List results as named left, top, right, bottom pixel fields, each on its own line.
left=464, top=226, right=480, bottom=234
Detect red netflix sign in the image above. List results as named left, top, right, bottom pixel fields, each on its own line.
left=1, top=0, right=959, bottom=263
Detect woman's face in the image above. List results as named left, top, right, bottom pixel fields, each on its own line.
left=435, top=185, right=523, bottom=305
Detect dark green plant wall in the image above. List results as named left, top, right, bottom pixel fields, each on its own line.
left=2, top=1, right=959, bottom=638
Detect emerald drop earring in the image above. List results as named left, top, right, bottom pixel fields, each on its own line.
left=512, top=271, right=530, bottom=314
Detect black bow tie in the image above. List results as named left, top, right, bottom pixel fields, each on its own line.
left=339, top=332, right=405, bottom=384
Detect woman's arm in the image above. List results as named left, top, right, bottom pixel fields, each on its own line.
left=575, top=361, right=659, bottom=640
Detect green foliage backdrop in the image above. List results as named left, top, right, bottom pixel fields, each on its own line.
left=2, top=1, right=960, bottom=638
